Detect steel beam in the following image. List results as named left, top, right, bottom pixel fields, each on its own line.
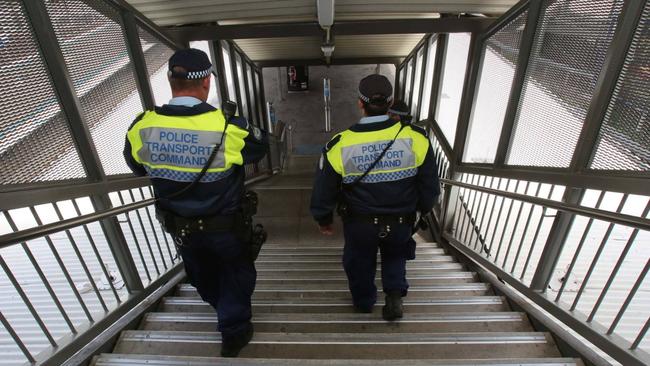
left=121, top=10, right=155, bottom=110
left=257, top=57, right=402, bottom=68
left=493, top=0, right=544, bottom=167
left=166, top=17, right=497, bottom=42
left=569, top=0, right=647, bottom=172
left=481, top=0, right=530, bottom=40
left=22, top=0, right=105, bottom=182
left=414, top=36, right=430, bottom=120
left=453, top=33, right=482, bottom=166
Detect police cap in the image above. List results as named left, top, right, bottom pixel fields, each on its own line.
left=358, top=74, right=393, bottom=105
left=168, top=48, right=212, bottom=80
left=388, top=100, right=409, bottom=116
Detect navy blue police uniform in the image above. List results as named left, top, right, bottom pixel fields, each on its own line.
left=123, top=49, right=268, bottom=356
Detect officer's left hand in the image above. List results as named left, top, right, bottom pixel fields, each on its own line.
left=319, top=224, right=334, bottom=236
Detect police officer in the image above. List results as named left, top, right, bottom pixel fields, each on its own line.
left=310, top=74, right=439, bottom=320
left=388, top=100, right=412, bottom=124
left=123, top=49, right=268, bottom=357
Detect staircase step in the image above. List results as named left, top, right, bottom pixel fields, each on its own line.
left=254, top=256, right=455, bottom=266
left=114, top=331, right=560, bottom=359
left=254, top=262, right=465, bottom=271
left=93, top=354, right=584, bottom=366
left=256, top=251, right=445, bottom=260
left=160, top=296, right=510, bottom=313
left=261, top=242, right=439, bottom=250
left=251, top=267, right=467, bottom=277
left=141, top=312, right=532, bottom=332
left=176, top=283, right=491, bottom=299
left=255, top=272, right=477, bottom=285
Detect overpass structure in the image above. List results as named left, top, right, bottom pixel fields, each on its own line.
left=0, top=0, right=648, bottom=365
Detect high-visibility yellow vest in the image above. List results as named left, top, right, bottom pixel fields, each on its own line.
left=126, top=109, right=248, bottom=181
left=325, top=122, right=429, bottom=184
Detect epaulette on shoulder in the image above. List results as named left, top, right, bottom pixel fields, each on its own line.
left=228, top=115, right=250, bottom=130
left=127, top=111, right=147, bottom=131
left=409, top=124, right=429, bottom=138
left=324, top=134, right=342, bottom=152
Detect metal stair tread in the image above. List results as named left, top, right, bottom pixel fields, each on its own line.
left=92, top=353, right=583, bottom=366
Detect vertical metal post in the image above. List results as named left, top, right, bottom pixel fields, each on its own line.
left=242, top=61, right=256, bottom=125
left=22, top=0, right=105, bottom=182
left=529, top=187, right=584, bottom=291
left=453, top=33, right=482, bottom=166
left=429, top=34, right=447, bottom=121
left=210, top=40, right=230, bottom=101
left=229, top=42, right=245, bottom=116
left=91, top=195, right=145, bottom=292
left=494, top=0, right=544, bottom=167
left=442, top=183, right=461, bottom=234
left=121, top=10, right=155, bottom=110
left=415, top=36, right=430, bottom=121
left=569, top=0, right=645, bottom=171
left=250, top=67, right=263, bottom=128
left=258, top=69, right=270, bottom=130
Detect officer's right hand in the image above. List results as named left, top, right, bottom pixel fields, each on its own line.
left=319, top=224, right=334, bottom=236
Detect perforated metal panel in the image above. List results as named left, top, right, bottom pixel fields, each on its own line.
left=0, top=0, right=85, bottom=186
left=435, top=32, right=471, bottom=148
left=45, top=0, right=143, bottom=176
left=464, top=10, right=527, bottom=164
left=507, top=0, right=624, bottom=167
left=591, top=3, right=650, bottom=171
left=138, top=25, right=174, bottom=106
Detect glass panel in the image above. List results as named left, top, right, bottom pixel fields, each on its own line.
left=246, top=63, right=257, bottom=125
left=507, top=0, right=624, bottom=167
left=0, top=0, right=85, bottom=185
left=235, top=53, right=249, bottom=119
left=404, top=58, right=414, bottom=106
left=435, top=33, right=471, bottom=148
left=419, top=37, right=438, bottom=121
left=591, top=2, right=650, bottom=171
left=411, top=48, right=424, bottom=120
left=464, top=11, right=528, bottom=164
left=398, top=66, right=406, bottom=100
left=189, top=41, right=221, bottom=108
left=46, top=0, right=143, bottom=176
left=221, top=41, right=237, bottom=103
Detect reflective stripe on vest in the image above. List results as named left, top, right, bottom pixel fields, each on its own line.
left=127, top=109, right=248, bottom=182
left=326, top=122, right=429, bottom=184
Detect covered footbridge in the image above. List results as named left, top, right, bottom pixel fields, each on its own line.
left=0, top=0, right=649, bottom=365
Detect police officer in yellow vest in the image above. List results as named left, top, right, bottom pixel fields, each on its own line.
left=123, top=49, right=268, bottom=357
left=310, top=74, right=440, bottom=320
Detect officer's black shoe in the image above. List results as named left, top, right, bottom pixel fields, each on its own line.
left=220, top=325, right=254, bottom=358
left=382, top=290, right=404, bottom=321
left=353, top=304, right=373, bottom=313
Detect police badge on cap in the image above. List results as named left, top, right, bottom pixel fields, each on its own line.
left=168, top=48, right=213, bottom=80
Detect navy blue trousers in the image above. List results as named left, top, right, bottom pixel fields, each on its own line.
left=342, top=222, right=413, bottom=309
left=177, top=231, right=256, bottom=339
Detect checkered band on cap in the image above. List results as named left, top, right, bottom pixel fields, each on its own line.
left=168, top=68, right=212, bottom=80
left=388, top=108, right=409, bottom=116
left=358, top=90, right=393, bottom=103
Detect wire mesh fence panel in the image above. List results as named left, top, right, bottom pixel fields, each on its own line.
left=45, top=0, right=144, bottom=176
left=0, top=0, right=85, bottom=186
left=435, top=33, right=471, bottom=148
left=507, top=0, right=624, bottom=167
left=138, top=25, right=174, bottom=107
left=591, top=3, right=650, bottom=172
left=464, top=11, right=527, bottom=164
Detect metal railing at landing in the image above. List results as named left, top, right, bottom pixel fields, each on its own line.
left=0, top=155, right=280, bottom=366
left=424, top=124, right=650, bottom=366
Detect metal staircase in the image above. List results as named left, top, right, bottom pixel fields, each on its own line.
left=91, top=156, right=582, bottom=366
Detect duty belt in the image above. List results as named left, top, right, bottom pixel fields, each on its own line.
left=156, top=206, right=237, bottom=237
left=344, top=212, right=416, bottom=239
